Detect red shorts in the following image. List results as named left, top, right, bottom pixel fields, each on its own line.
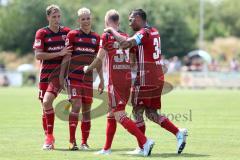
left=67, top=79, right=93, bottom=104
left=38, top=81, right=61, bottom=101
left=131, top=85, right=163, bottom=109
left=108, top=84, right=131, bottom=112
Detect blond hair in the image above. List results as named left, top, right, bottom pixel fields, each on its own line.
left=46, top=4, right=60, bottom=16
left=105, top=9, right=119, bottom=23
left=77, top=7, right=91, bottom=17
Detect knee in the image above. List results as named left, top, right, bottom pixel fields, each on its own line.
left=145, top=109, right=157, bottom=122
left=42, top=99, right=53, bottom=109
left=107, top=110, right=114, bottom=118
left=71, top=100, right=81, bottom=113
left=114, top=111, right=126, bottom=123
left=132, top=107, right=144, bottom=122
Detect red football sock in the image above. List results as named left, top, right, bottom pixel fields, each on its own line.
left=81, top=121, right=91, bottom=144
left=45, top=108, right=55, bottom=135
left=69, top=111, right=79, bottom=143
left=119, top=116, right=147, bottom=146
left=135, top=120, right=146, bottom=149
left=160, top=117, right=179, bottom=135
left=103, top=116, right=117, bottom=150
left=42, top=110, right=47, bottom=135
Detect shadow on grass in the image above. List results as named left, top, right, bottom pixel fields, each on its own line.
left=151, top=153, right=210, bottom=158
left=118, top=152, right=210, bottom=158
left=54, top=148, right=102, bottom=152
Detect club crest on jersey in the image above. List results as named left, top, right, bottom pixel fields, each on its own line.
left=34, top=39, right=41, bottom=47
left=65, top=38, right=69, bottom=46
left=91, top=38, right=96, bottom=44
left=62, top=35, right=66, bottom=40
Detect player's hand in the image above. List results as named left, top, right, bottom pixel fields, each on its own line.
left=98, top=79, right=104, bottom=94
left=119, top=41, right=130, bottom=49
left=60, top=46, right=73, bottom=56
left=83, top=66, right=89, bottom=73
left=104, top=27, right=114, bottom=33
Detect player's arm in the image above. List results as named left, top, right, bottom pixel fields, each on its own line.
left=59, top=54, right=71, bottom=89
left=35, top=46, right=72, bottom=60
left=96, top=62, right=104, bottom=94
left=129, top=51, right=137, bottom=68
left=83, top=48, right=107, bottom=73
left=104, top=27, right=138, bottom=49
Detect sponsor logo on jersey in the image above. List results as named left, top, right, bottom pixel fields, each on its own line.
left=48, top=46, right=64, bottom=51
left=75, top=47, right=95, bottom=53
left=34, top=39, right=41, bottom=47
left=65, top=38, right=69, bottom=46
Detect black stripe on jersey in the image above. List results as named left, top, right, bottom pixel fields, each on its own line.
left=76, top=33, right=98, bottom=39
left=70, top=60, right=91, bottom=66
left=40, top=75, right=59, bottom=82
left=43, top=59, right=62, bottom=64
left=41, top=68, right=60, bottom=74
left=44, top=32, right=67, bottom=38
left=40, top=78, right=48, bottom=83
left=44, top=41, right=65, bottom=47
left=73, top=42, right=97, bottom=49
left=72, top=51, right=96, bottom=56
left=70, top=70, right=84, bottom=75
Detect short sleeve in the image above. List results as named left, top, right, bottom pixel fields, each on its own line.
left=33, top=29, right=45, bottom=50
left=99, top=33, right=108, bottom=49
left=65, top=31, right=74, bottom=48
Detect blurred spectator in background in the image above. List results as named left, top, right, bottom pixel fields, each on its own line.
left=230, top=58, right=239, bottom=72
left=0, top=64, right=6, bottom=72
left=0, top=75, right=9, bottom=87
left=168, top=56, right=182, bottom=73
left=181, top=56, right=191, bottom=71
left=208, top=58, right=219, bottom=72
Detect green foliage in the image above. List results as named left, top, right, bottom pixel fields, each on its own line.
left=0, top=0, right=239, bottom=57
left=0, top=0, right=47, bottom=54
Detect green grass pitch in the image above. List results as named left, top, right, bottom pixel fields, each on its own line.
left=0, top=87, right=239, bottom=160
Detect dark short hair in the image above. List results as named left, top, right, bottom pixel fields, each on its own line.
left=130, top=9, right=147, bottom=21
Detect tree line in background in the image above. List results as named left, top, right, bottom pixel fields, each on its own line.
left=0, top=0, right=240, bottom=58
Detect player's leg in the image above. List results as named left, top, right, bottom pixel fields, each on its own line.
left=114, top=108, right=154, bottom=157
left=39, top=89, right=47, bottom=136
left=95, top=109, right=116, bottom=155
left=68, top=98, right=81, bottom=150
left=145, top=108, right=187, bottom=154
left=80, top=102, right=92, bottom=149
left=131, top=86, right=146, bottom=134
left=41, top=108, right=47, bottom=135
left=42, top=91, right=57, bottom=150
left=126, top=105, right=145, bottom=155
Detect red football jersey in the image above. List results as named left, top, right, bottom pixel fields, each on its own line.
left=133, top=26, right=163, bottom=86
left=100, top=31, right=131, bottom=88
left=33, top=26, right=70, bottom=84
left=66, top=29, right=100, bottom=83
